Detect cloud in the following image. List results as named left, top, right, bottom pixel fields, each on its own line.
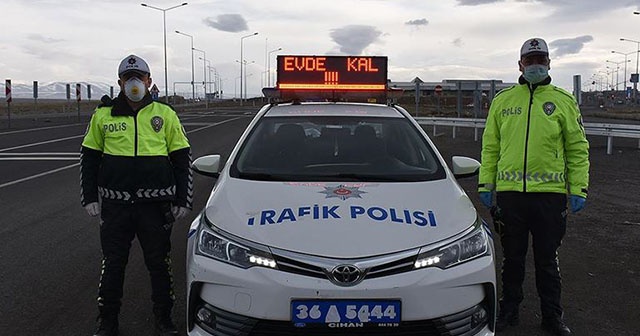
left=455, top=0, right=636, bottom=20
left=452, top=38, right=464, bottom=47
left=203, top=14, right=248, bottom=33
left=27, top=34, right=64, bottom=43
left=456, top=0, right=505, bottom=5
left=21, top=43, right=74, bottom=62
left=405, top=18, right=429, bottom=26
left=22, top=34, right=67, bottom=61
left=545, top=1, right=635, bottom=21
left=549, top=35, right=593, bottom=57
left=330, top=25, right=382, bottom=55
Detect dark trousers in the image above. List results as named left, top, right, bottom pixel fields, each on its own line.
left=97, top=201, right=175, bottom=316
left=496, top=192, right=567, bottom=319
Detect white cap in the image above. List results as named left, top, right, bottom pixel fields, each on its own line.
left=118, top=54, right=150, bottom=76
left=520, top=38, right=549, bottom=58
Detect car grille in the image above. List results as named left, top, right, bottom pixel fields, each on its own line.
left=271, top=246, right=419, bottom=283
left=194, top=303, right=489, bottom=336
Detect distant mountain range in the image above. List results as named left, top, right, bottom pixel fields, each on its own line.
left=0, top=81, right=118, bottom=100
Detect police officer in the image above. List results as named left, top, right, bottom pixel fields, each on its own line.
left=478, top=38, right=589, bottom=336
left=80, top=54, right=192, bottom=336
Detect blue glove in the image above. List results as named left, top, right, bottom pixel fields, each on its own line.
left=479, top=191, right=493, bottom=208
left=569, top=195, right=586, bottom=213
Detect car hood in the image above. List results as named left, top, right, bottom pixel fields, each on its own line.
left=204, top=178, right=477, bottom=258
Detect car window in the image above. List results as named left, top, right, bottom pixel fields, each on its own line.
left=231, top=115, right=446, bottom=182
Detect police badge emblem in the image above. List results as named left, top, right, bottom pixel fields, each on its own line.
left=543, top=102, right=556, bottom=116
left=151, top=116, right=164, bottom=132
left=319, top=185, right=367, bottom=201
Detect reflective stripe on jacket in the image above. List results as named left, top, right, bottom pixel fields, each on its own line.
left=478, top=77, right=589, bottom=198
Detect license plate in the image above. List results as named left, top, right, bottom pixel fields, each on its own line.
left=291, top=300, right=401, bottom=326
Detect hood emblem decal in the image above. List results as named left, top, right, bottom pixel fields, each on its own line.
left=319, top=185, right=366, bottom=201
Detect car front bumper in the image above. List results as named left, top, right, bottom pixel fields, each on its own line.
left=186, top=249, right=496, bottom=336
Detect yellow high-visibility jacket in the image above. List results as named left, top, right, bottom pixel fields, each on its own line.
left=479, top=77, right=589, bottom=198
left=80, top=94, right=192, bottom=207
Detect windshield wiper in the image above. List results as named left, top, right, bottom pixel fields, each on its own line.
left=237, top=172, right=417, bottom=182
left=237, top=172, right=291, bottom=181
left=316, top=173, right=408, bottom=182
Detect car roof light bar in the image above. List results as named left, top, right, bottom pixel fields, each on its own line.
left=266, top=55, right=397, bottom=103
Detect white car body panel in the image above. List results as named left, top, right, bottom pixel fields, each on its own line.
left=204, top=179, right=476, bottom=257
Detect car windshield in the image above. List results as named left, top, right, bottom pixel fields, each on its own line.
left=231, top=115, right=446, bottom=182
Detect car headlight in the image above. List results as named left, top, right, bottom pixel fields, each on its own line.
left=414, top=218, right=489, bottom=269
left=197, top=215, right=277, bottom=269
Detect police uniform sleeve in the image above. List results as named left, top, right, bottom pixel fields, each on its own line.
left=80, top=111, right=104, bottom=206
left=166, top=112, right=193, bottom=209
left=478, top=99, right=501, bottom=192
left=561, top=98, right=590, bottom=198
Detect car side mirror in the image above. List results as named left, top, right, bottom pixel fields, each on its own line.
left=192, top=155, right=221, bottom=178
left=451, top=156, right=480, bottom=178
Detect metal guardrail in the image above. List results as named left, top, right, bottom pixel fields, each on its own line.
left=415, top=117, right=640, bottom=155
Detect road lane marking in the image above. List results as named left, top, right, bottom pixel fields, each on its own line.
left=0, top=158, right=80, bottom=161
left=182, top=122, right=221, bottom=126
left=0, top=113, right=220, bottom=136
left=0, top=116, right=248, bottom=189
left=189, top=117, right=245, bottom=133
left=0, top=135, right=85, bottom=152
left=0, top=117, right=247, bottom=152
left=0, top=123, right=87, bottom=135
left=0, top=152, right=79, bottom=156
left=0, top=163, right=80, bottom=189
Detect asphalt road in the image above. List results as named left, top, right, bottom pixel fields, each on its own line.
left=1, top=106, right=638, bottom=336
left=0, top=107, right=255, bottom=335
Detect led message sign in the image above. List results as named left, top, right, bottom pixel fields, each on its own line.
left=277, top=56, right=388, bottom=91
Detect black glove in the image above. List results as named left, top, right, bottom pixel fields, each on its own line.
left=490, top=206, right=505, bottom=236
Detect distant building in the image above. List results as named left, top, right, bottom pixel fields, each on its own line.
left=388, top=78, right=515, bottom=99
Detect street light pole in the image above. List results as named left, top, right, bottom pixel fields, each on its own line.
left=606, top=59, right=629, bottom=91
left=599, top=70, right=612, bottom=92
left=235, top=76, right=241, bottom=99
left=611, top=50, right=634, bottom=93
left=210, top=67, right=218, bottom=97
left=200, top=58, right=211, bottom=92
left=220, top=78, right=226, bottom=99
left=194, top=48, right=207, bottom=108
left=240, top=32, right=258, bottom=106
left=267, top=47, right=282, bottom=87
left=175, top=30, right=195, bottom=101
left=141, top=2, right=188, bottom=103
left=237, top=59, right=255, bottom=103
left=209, top=67, right=214, bottom=94
left=245, top=73, right=254, bottom=101
left=620, top=38, right=640, bottom=103
left=605, top=66, right=615, bottom=91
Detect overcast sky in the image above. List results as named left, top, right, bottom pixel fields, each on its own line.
left=2, top=0, right=640, bottom=98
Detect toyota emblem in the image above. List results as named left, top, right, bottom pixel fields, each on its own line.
left=330, top=264, right=363, bottom=286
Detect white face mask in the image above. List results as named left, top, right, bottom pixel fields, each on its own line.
left=124, top=77, right=146, bottom=102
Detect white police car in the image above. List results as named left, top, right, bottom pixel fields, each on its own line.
left=186, top=56, right=496, bottom=336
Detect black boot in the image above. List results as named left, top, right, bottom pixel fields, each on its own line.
left=154, top=310, right=178, bottom=336
left=495, top=307, right=519, bottom=331
left=93, top=314, right=119, bottom=336
left=541, top=318, right=572, bottom=336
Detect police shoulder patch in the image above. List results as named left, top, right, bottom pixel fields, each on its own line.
left=151, top=116, right=164, bottom=132
left=543, top=101, right=556, bottom=116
